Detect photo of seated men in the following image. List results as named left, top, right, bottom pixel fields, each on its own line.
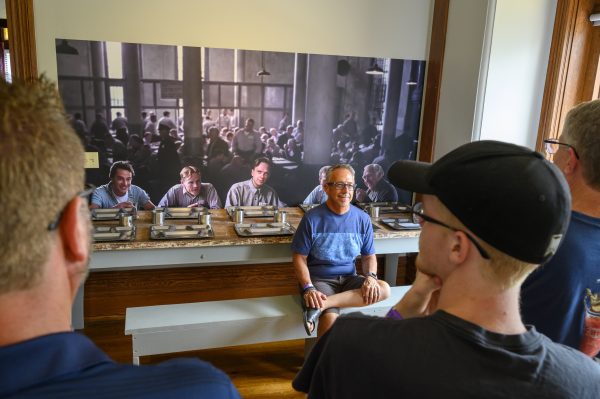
left=225, top=157, right=284, bottom=207
left=302, top=165, right=330, bottom=205
left=158, top=166, right=222, bottom=209
left=90, top=161, right=155, bottom=210
left=292, top=164, right=390, bottom=336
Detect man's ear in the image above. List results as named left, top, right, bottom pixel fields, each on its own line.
left=448, top=231, right=470, bottom=265
left=563, top=148, right=579, bottom=175
left=58, top=197, right=89, bottom=265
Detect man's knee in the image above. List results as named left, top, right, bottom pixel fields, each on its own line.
left=378, top=280, right=391, bottom=300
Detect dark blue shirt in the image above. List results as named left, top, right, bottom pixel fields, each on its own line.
left=0, top=332, right=240, bottom=398
left=521, top=211, right=600, bottom=352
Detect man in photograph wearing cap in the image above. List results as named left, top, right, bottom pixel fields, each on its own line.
left=521, top=100, right=600, bottom=357
left=293, top=140, right=600, bottom=397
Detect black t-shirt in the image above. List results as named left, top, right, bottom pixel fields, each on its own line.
left=293, top=310, right=600, bottom=398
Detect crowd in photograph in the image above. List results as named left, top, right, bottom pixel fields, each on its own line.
left=71, top=108, right=405, bottom=208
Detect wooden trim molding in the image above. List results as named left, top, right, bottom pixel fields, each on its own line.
left=537, top=0, right=597, bottom=150
left=5, top=0, right=37, bottom=82
left=418, top=0, right=449, bottom=163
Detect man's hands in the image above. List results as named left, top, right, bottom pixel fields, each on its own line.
left=304, top=289, right=327, bottom=309
left=355, top=188, right=367, bottom=202
left=361, top=276, right=380, bottom=305
left=114, top=201, right=135, bottom=209
left=393, top=271, right=442, bottom=319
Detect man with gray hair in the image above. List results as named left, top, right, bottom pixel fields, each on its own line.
left=355, top=163, right=398, bottom=203
left=521, top=99, right=600, bottom=357
left=0, top=78, right=239, bottom=398
left=302, top=165, right=330, bottom=205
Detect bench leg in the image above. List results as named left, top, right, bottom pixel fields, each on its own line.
left=133, top=355, right=140, bottom=365
left=384, top=254, right=400, bottom=286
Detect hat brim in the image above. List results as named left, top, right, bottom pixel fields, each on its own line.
left=387, top=160, right=435, bottom=194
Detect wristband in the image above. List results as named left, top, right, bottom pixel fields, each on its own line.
left=302, top=283, right=315, bottom=294
left=385, top=308, right=403, bottom=320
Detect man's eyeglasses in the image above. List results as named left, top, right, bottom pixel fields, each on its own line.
left=47, top=184, right=95, bottom=231
left=326, top=182, right=357, bottom=191
left=543, top=139, right=579, bottom=159
left=408, top=202, right=491, bottom=260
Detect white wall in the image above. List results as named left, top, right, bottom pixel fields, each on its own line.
left=33, top=0, right=433, bottom=82
left=0, top=1, right=5, bottom=19
left=478, top=0, right=556, bottom=148
left=434, top=0, right=556, bottom=159
left=434, top=0, right=490, bottom=160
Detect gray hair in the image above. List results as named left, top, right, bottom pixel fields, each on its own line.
left=326, top=164, right=355, bottom=182
left=364, top=163, right=384, bottom=178
left=562, top=99, right=600, bottom=190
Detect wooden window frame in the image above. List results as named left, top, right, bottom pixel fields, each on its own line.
left=537, top=0, right=600, bottom=148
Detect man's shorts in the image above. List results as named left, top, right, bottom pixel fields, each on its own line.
left=300, top=275, right=366, bottom=315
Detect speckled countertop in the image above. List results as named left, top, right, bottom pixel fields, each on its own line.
left=92, top=207, right=420, bottom=252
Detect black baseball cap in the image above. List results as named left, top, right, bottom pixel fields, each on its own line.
left=387, top=140, right=571, bottom=264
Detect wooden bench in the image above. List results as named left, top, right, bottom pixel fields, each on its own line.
left=125, top=285, right=410, bottom=364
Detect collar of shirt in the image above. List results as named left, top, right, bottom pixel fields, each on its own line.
left=0, top=332, right=112, bottom=397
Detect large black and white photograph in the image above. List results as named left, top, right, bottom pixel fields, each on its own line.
left=57, top=39, right=425, bottom=207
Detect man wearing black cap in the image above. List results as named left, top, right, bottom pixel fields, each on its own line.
left=293, top=140, right=600, bottom=398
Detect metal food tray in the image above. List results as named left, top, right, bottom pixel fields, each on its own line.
left=150, top=224, right=214, bottom=240
left=357, top=202, right=410, bottom=214
left=159, top=207, right=207, bottom=219
left=299, top=204, right=319, bottom=212
left=226, top=205, right=277, bottom=219
left=92, top=225, right=136, bottom=242
left=234, top=222, right=295, bottom=237
left=91, top=207, right=136, bottom=221
left=380, top=218, right=421, bottom=231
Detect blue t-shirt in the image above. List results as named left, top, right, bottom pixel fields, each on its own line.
left=291, top=204, right=375, bottom=277
left=521, top=211, right=600, bottom=351
left=0, top=332, right=240, bottom=398
left=91, top=183, right=151, bottom=209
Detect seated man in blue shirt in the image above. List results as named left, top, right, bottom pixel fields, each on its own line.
left=302, top=165, right=330, bottom=205
left=0, top=78, right=240, bottom=399
left=90, top=161, right=155, bottom=210
left=292, top=164, right=390, bottom=336
left=158, top=165, right=222, bottom=208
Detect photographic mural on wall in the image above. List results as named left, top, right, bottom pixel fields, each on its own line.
left=56, top=39, right=425, bottom=206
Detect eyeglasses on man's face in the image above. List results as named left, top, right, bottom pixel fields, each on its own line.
left=47, top=184, right=95, bottom=231
left=326, top=182, right=357, bottom=191
left=408, top=202, right=491, bottom=260
left=543, top=139, right=580, bottom=159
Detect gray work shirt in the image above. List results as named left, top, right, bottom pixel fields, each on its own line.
left=225, top=179, right=284, bottom=207
left=158, top=183, right=222, bottom=209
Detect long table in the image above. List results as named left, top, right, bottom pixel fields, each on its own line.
left=73, top=207, right=419, bottom=328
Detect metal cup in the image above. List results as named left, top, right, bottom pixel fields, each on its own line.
left=153, top=209, right=165, bottom=226
left=234, top=208, right=244, bottom=223
left=119, top=214, right=133, bottom=227
left=199, top=211, right=211, bottom=226
left=275, top=210, right=287, bottom=223
left=369, top=206, right=380, bottom=218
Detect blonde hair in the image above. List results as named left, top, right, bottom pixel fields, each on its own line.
left=435, top=199, right=537, bottom=289
left=0, top=77, right=85, bottom=293
left=180, top=165, right=201, bottom=180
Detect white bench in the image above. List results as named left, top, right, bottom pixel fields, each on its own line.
left=125, top=285, right=410, bottom=364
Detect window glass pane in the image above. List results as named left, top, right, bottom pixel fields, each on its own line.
left=264, top=86, right=284, bottom=108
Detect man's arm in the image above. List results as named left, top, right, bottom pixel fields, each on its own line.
left=360, top=254, right=381, bottom=304
left=143, top=200, right=156, bottom=210
left=293, top=253, right=326, bottom=309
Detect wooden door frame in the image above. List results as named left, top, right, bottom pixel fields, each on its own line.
left=537, top=0, right=600, bottom=148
